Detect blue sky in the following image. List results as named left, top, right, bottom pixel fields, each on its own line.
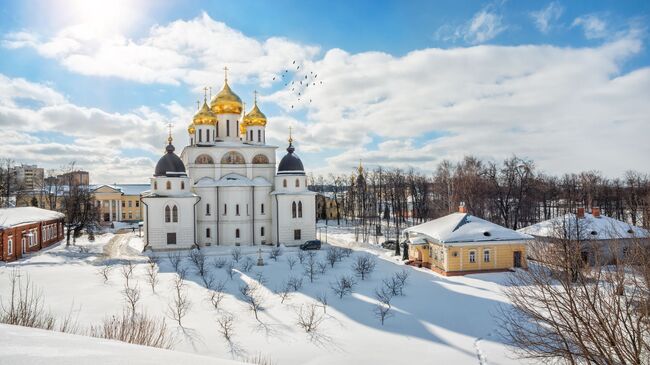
left=0, top=0, right=648, bottom=182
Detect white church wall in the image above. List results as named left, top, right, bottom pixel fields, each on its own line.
left=143, top=196, right=197, bottom=250
left=273, top=193, right=316, bottom=246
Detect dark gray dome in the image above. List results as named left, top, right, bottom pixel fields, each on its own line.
left=154, top=143, right=187, bottom=177
left=277, top=142, right=305, bottom=175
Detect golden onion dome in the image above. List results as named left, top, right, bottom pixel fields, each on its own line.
left=211, top=79, right=243, bottom=115
left=243, top=102, right=267, bottom=127
left=193, top=99, right=217, bottom=125
left=187, top=123, right=196, bottom=134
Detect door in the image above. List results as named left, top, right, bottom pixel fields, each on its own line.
left=513, top=251, right=522, bottom=268
left=22, top=238, right=27, bottom=254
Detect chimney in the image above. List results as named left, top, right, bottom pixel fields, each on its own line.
left=591, top=207, right=601, bottom=218
left=458, top=202, right=467, bottom=214
left=577, top=207, right=585, bottom=219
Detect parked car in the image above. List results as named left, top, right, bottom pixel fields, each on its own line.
left=382, top=240, right=397, bottom=250
left=300, top=240, right=322, bottom=250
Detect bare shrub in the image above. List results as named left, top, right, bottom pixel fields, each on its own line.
left=122, top=285, right=141, bottom=315
left=296, top=303, right=325, bottom=333
left=394, top=269, right=410, bottom=295
left=374, top=286, right=393, bottom=325
left=303, top=252, right=319, bottom=283
left=330, top=275, right=356, bottom=299
left=240, top=257, right=254, bottom=272
left=167, top=251, right=182, bottom=272
left=239, top=283, right=265, bottom=322
left=325, top=247, right=339, bottom=268
left=277, top=276, right=302, bottom=303
left=297, top=250, right=306, bottom=264
left=145, top=260, right=159, bottom=294
left=188, top=249, right=206, bottom=277
left=268, top=247, right=282, bottom=261
left=217, top=313, right=236, bottom=343
left=246, top=353, right=276, bottom=365
left=97, top=265, right=113, bottom=284
left=253, top=271, right=267, bottom=286
left=286, top=255, right=297, bottom=270
left=88, top=311, right=174, bottom=349
left=352, top=254, right=376, bottom=280
left=201, top=272, right=215, bottom=289
left=225, top=261, right=236, bottom=280
left=213, top=257, right=227, bottom=269
left=231, top=247, right=242, bottom=262
left=317, top=261, right=328, bottom=275
left=166, top=275, right=191, bottom=328
left=340, top=247, right=353, bottom=258
left=121, top=260, right=135, bottom=288
left=0, top=270, right=56, bottom=330
left=316, top=292, right=328, bottom=314
left=207, top=280, right=227, bottom=311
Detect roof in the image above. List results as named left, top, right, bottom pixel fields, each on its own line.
left=194, top=173, right=272, bottom=188
left=90, top=184, right=150, bottom=196
left=518, top=213, right=649, bottom=240
left=404, top=212, right=533, bottom=245
left=277, top=142, right=304, bottom=175
left=154, top=143, right=186, bottom=177
left=0, top=207, right=64, bottom=228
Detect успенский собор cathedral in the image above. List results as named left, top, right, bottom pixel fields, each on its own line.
left=142, top=71, right=316, bottom=250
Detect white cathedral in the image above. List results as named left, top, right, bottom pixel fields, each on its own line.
left=142, top=73, right=316, bottom=250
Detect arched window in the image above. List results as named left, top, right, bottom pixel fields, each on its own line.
left=295, top=179, right=300, bottom=187
left=172, top=206, right=178, bottom=222
left=298, top=201, right=303, bottom=218
left=216, top=122, right=219, bottom=137
left=483, top=250, right=490, bottom=263
left=206, top=203, right=210, bottom=216
left=7, top=237, right=12, bottom=255
left=261, top=203, right=265, bottom=214
left=166, top=181, right=171, bottom=190
left=199, top=129, right=203, bottom=142
left=195, top=154, right=214, bottom=164
left=252, top=154, right=269, bottom=164
left=154, top=181, right=158, bottom=190
left=164, top=206, right=171, bottom=223
left=257, top=130, right=261, bottom=142
left=235, top=228, right=240, bottom=238
left=206, top=228, right=211, bottom=238
left=249, top=130, right=253, bottom=141
left=283, top=179, right=287, bottom=188
left=223, top=204, right=227, bottom=215
left=181, top=181, right=185, bottom=190
left=469, top=250, right=476, bottom=263
left=292, top=201, right=297, bottom=218
left=220, top=151, right=245, bottom=164
left=226, top=120, right=230, bottom=136
left=236, top=204, right=240, bottom=216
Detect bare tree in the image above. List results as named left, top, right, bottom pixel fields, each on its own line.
left=213, top=257, right=227, bottom=269
left=352, top=254, right=376, bottom=280
left=88, top=311, right=173, bottom=349
left=225, top=261, right=236, bottom=280
left=207, top=280, right=227, bottom=311
left=231, top=248, right=242, bottom=263
left=286, top=255, right=297, bottom=270
left=325, top=247, right=339, bottom=268
left=97, top=264, right=113, bottom=284
left=122, top=285, right=141, bottom=316
left=145, top=258, right=159, bottom=294
left=316, top=292, right=328, bottom=314
left=383, top=269, right=410, bottom=296
left=303, top=252, right=319, bottom=283
left=217, top=313, right=236, bottom=343
left=166, top=275, right=191, bottom=328
left=317, top=261, right=328, bottom=275
left=188, top=249, right=206, bottom=278
left=269, top=247, right=282, bottom=261
left=240, top=257, right=254, bottom=273
left=296, top=303, right=325, bottom=333
left=121, top=261, right=135, bottom=289
left=374, top=286, right=393, bottom=325
left=167, top=251, right=182, bottom=272
left=0, top=269, right=56, bottom=330
left=239, top=283, right=265, bottom=322
left=297, top=250, right=306, bottom=264
left=330, top=275, right=356, bottom=299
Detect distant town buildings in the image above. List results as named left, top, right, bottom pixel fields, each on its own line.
left=10, top=164, right=44, bottom=190
left=92, top=184, right=149, bottom=223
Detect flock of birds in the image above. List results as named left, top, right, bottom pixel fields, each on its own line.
left=271, top=60, right=324, bottom=110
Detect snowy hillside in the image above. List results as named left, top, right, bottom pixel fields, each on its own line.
left=0, top=229, right=527, bottom=365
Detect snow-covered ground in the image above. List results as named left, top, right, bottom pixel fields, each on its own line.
left=0, top=226, right=529, bottom=365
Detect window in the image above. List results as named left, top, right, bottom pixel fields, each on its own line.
left=213, top=130, right=216, bottom=141
left=257, top=130, right=261, bottom=142
left=122, top=213, right=126, bottom=220
left=483, top=250, right=490, bottom=263
left=226, top=120, right=230, bottom=136
left=236, top=121, right=239, bottom=136
left=122, top=201, right=125, bottom=207
left=195, top=154, right=214, bottom=164
left=261, top=203, right=265, bottom=214
left=235, top=228, right=240, bottom=238
left=221, top=151, right=245, bottom=164
left=292, top=201, right=297, bottom=218
left=166, top=181, right=171, bottom=190
left=206, top=203, right=211, bottom=216
left=249, top=130, right=253, bottom=141
left=236, top=204, right=240, bottom=216
left=167, top=232, right=176, bottom=245
left=7, top=237, right=12, bottom=255
left=128, top=213, right=132, bottom=219
left=181, top=181, right=185, bottom=190
left=252, top=154, right=269, bottom=164
left=199, top=129, right=203, bottom=142
left=165, top=206, right=171, bottom=223
left=206, top=228, right=211, bottom=238
left=136, top=201, right=139, bottom=207
left=294, top=229, right=301, bottom=240
left=298, top=201, right=303, bottom=218
left=128, top=201, right=132, bottom=207
left=283, top=179, right=287, bottom=188
left=224, top=204, right=227, bottom=215
left=216, top=122, right=219, bottom=137
left=261, top=227, right=265, bottom=236
left=469, top=251, right=476, bottom=263
left=295, top=179, right=300, bottom=187
left=154, top=181, right=158, bottom=189
left=172, top=206, right=178, bottom=222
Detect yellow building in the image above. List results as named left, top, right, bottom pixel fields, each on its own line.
left=316, top=193, right=339, bottom=220
left=92, top=184, right=149, bottom=224
left=405, top=208, right=531, bottom=276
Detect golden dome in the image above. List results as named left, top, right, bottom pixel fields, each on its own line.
left=243, top=92, right=267, bottom=127
left=187, top=123, right=195, bottom=134
left=193, top=99, right=217, bottom=125
left=211, top=79, right=243, bottom=115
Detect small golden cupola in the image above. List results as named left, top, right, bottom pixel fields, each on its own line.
left=211, top=67, right=243, bottom=115
left=193, top=98, right=217, bottom=125
left=242, top=91, right=268, bottom=145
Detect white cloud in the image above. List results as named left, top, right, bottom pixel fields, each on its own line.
left=530, top=2, right=564, bottom=33
left=435, top=6, right=507, bottom=44
left=572, top=14, right=608, bottom=39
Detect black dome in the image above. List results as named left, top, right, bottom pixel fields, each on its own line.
left=277, top=142, right=305, bottom=175
left=154, top=143, right=187, bottom=177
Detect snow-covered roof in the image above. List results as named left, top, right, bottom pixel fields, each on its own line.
left=91, top=184, right=150, bottom=195
left=405, top=212, right=533, bottom=245
left=194, top=173, right=272, bottom=188
left=0, top=207, right=64, bottom=228
left=518, top=213, right=649, bottom=240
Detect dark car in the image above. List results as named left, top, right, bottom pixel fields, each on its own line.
left=381, top=240, right=397, bottom=250
left=300, top=240, right=322, bottom=250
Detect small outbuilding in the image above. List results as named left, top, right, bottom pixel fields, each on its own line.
left=404, top=206, right=532, bottom=276
left=0, top=207, right=65, bottom=262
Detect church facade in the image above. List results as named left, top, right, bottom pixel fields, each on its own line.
left=142, top=74, right=316, bottom=250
